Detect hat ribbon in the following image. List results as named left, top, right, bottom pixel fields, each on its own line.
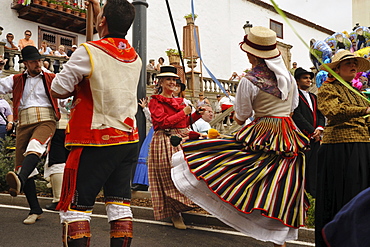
left=243, top=35, right=277, bottom=51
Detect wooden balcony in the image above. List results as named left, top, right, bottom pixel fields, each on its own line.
left=11, top=1, right=95, bottom=35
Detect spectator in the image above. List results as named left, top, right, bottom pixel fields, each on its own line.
left=38, top=40, right=53, bottom=56
left=0, top=96, right=13, bottom=140
left=289, top=61, right=297, bottom=75
left=219, top=89, right=235, bottom=126
left=53, top=45, right=68, bottom=73
left=191, top=105, right=214, bottom=134
left=196, top=92, right=210, bottom=109
left=155, top=57, right=165, bottom=71
left=2, top=33, right=18, bottom=70
left=67, top=45, right=77, bottom=57
left=146, top=59, right=156, bottom=85
left=18, top=30, right=36, bottom=50
left=214, top=94, right=221, bottom=114
left=229, top=71, right=240, bottom=81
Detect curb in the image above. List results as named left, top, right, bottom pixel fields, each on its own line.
left=0, top=193, right=314, bottom=244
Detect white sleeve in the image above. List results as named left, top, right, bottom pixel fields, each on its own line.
left=142, top=107, right=152, bottom=123
left=290, top=78, right=299, bottom=112
left=0, top=75, right=15, bottom=95
left=234, top=77, right=259, bottom=122
left=51, top=46, right=91, bottom=95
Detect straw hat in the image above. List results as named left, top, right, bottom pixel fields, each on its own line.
left=240, top=26, right=280, bottom=59
left=156, top=65, right=179, bottom=78
left=319, top=50, right=370, bottom=72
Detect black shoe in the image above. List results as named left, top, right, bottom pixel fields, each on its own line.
left=131, top=184, right=149, bottom=191
left=45, top=202, right=59, bottom=211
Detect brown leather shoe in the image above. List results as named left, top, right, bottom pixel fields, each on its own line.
left=6, top=171, right=21, bottom=197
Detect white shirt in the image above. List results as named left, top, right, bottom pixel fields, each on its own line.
left=219, top=95, right=235, bottom=106
left=299, top=89, right=313, bottom=111
left=192, top=118, right=211, bottom=134
left=51, top=47, right=91, bottom=95
left=0, top=72, right=52, bottom=110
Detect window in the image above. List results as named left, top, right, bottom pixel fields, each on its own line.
left=38, top=26, right=78, bottom=53
left=270, top=19, right=283, bottom=39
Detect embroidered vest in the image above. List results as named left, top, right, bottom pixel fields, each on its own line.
left=65, top=38, right=142, bottom=147
left=12, top=72, right=60, bottom=121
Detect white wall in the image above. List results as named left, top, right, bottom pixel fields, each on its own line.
left=1, top=0, right=353, bottom=79
left=146, top=0, right=346, bottom=79
left=261, top=0, right=353, bottom=32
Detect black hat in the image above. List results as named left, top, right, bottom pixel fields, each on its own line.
left=176, top=79, right=186, bottom=91
left=19, top=46, right=44, bottom=63
left=294, top=67, right=314, bottom=80
left=156, top=65, right=179, bottom=78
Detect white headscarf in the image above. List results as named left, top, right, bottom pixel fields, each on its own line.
left=265, top=55, right=295, bottom=101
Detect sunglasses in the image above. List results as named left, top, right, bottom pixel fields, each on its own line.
left=25, top=33, right=31, bottom=36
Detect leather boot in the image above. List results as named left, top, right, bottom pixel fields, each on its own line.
left=62, top=220, right=91, bottom=247
left=110, top=219, right=133, bottom=247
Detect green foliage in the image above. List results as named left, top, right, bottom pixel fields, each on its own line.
left=305, top=193, right=315, bottom=228
left=165, top=48, right=182, bottom=56
left=184, top=13, right=198, bottom=19
left=0, top=136, right=16, bottom=192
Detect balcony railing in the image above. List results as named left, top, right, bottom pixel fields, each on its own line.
left=1, top=46, right=69, bottom=75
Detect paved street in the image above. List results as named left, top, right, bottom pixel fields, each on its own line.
left=0, top=204, right=313, bottom=247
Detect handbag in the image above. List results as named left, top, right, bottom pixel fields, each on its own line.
left=0, top=112, right=15, bottom=137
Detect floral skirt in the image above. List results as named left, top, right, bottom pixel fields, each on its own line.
left=172, top=117, right=310, bottom=244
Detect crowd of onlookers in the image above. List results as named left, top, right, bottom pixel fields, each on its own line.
left=1, top=29, right=77, bottom=73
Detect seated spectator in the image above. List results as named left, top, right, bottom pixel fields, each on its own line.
left=53, top=45, right=68, bottom=73
left=39, top=40, right=54, bottom=56
left=2, top=33, right=18, bottom=70
left=18, top=30, right=36, bottom=50
left=67, top=45, right=77, bottom=57
left=196, top=92, right=210, bottom=109
left=191, top=105, right=214, bottom=134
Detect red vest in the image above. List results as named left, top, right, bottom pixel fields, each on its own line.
left=12, top=72, right=60, bottom=121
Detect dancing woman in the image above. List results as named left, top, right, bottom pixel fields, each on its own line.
left=172, top=26, right=310, bottom=246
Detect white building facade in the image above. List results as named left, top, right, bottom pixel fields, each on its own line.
left=1, top=0, right=354, bottom=79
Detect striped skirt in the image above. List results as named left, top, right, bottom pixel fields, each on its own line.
left=172, top=117, right=310, bottom=242
left=148, top=128, right=195, bottom=220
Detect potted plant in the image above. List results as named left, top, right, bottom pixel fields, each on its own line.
left=56, top=0, right=64, bottom=11
left=184, top=13, right=198, bottom=25
left=63, top=2, right=72, bottom=13
left=165, top=49, right=182, bottom=65
left=41, top=0, right=48, bottom=6
left=48, top=0, right=57, bottom=9
left=79, top=8, right=86, bottom=18
left=186, top=58, right=197, bottom=69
